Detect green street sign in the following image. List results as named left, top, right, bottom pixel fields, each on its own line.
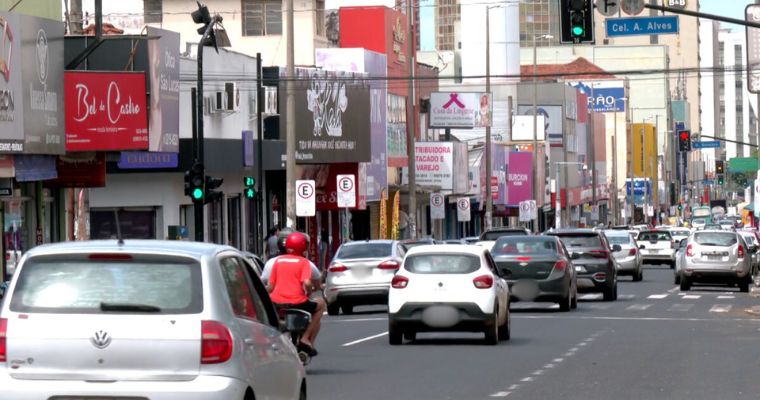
left=728, top=157, right=758, bottom=173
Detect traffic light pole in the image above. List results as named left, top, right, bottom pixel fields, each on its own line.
left=191, top=88, right=203, bottom=242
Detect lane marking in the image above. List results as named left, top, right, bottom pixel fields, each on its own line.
left=584, top=304, right=613, bottom=310
left=668, top=304, right=694, bottom=312
left=520, top=377, right=534, bottom=382
left=508, top=384, right=520, bottom=390
left=342, top=331, right=388, bottom=347
left=564, top=352, right=575, bottom=357
left=618, top=294, right=636, bottom=300
left=578, top=342, right=588, bottom=347
left=626, top=303, right=653, bottom=311
left=579, top=294, right=603, bottom=300
left=569, top=347, right=579, bottom=352
left=328, top=317, right=387, bottom=323
left=717, top=295, right=735, bottom=299
left=544, top=363, right=556, bottom=369
left=553, top=358, right=564, bottom=363
left=648, top=294, right=669, bottom=299
left=515, top=314, right=760, bottom=322
left=668, top=286, right=680, bottom=293
left=490, top=392, right=511, bottom=397
left=532, top=370, right=544, bottom=376
left=709, top=304, right=732, bottom=313
left=682, top=295, right=701, bottom=299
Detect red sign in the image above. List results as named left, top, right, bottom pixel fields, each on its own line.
left=44, top=153, right=106, bottom=188
left=64, top=71, right=149, bottom=151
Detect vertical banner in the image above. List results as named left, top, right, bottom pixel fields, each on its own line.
left=379, top=189, right=388, bottom=239
left=391, top=191, right=400, bottom=239
left=146, top=27, right=180, bottom=152
left=507, top=152, right=534, bottom=205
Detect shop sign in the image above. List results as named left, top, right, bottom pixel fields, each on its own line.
left=146, top=27, right=180, bottom=152
left=391, top=17, right=406, bottom=64
left=0, top=12, right=25, bottom=153
left=117, top=151, right=178, bottom=169
left=507, top=152, right=533, bottom=206
left=44, top=153, right=106, bottom=188
left=13, top=154, right=57, bottom=182
left=430, top=92, right=492, bottom=129
left=65, top=71, right=148, bottom=151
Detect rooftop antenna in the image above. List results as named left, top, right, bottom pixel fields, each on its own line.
left=113, top=209, right=124, bottom=246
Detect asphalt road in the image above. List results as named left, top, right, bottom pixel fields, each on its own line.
left=305, top=264, right=760, bottom=400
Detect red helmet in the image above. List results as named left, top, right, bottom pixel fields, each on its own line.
left=284, top=232, right=308, bottom=255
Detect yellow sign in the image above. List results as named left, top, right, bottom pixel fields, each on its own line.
left=391, top=191, right=400, bottom=240
left=379, top=189, right=388, bottom=239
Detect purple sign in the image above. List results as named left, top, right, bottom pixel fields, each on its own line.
left=243, top=130, right=254, bottom=167
left=14, top=155, right=57, bottom=182
left=507, top=152, right=533, bottom=206
left=118, top=151, right=178, bottom=169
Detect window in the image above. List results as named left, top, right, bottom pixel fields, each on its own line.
left=493, top=237, right=558, bottom=255
left=143, top=0, right=162, bottom=24
left=405, top=254, right=480, bottom=274
left=242, top=0, right=282, bottom=36
left=693, top=232, right=737, bottom=246
left=638, top=231, right=672, bottom=242
left=315, top=0, right=325, bottom=37
left=336, top=243, right=392, bottom=259
left=219, top=257, right=268, bottom=322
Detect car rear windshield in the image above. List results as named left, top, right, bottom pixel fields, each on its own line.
left=404, top=254, right=481, bottom=274
left=693, top=232, right=737, bottom=247
left=605, top=235, right=630, bottom=245
left=493, top=237, right=558, bottom=255
left=670, top=230, right=689, bottom=236
left=336, top=243, right=392, bottom=259
left=638, top=232, right=672, bottom=242
left=553, top=234, right=602, bottom=248
left=480, top=230, right=526, bottom=241
left=10, top=255, right=203, bottom=314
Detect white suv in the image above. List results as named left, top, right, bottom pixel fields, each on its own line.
left=0, top=240, right=307, bottom=400
left=637, top=230, right=676, bottom=268
left=388, top=245, right=510, bottom=345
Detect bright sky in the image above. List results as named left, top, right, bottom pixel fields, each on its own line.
left=699, top=0, right=754, bottom=31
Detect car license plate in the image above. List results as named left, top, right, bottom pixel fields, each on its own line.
left=649, top=249, right=659, bottom=254
left=706, top=255, right=722, bottom=261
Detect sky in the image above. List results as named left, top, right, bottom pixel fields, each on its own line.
left=699, top=0, right=754, bottom=31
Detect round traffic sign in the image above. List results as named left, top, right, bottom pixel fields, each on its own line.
left=431, top=193, right=444, bottom=207
left=338, top=177, right=354, bottom=192
left=297, top=182, right=314, bottom=199
left=621, top=0, right=644, bottom=15
left=596, top=0, right=619, bottom=17
left=457, top=198, right=470, bottom=211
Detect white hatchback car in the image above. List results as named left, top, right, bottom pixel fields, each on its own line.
left=388, top=245, right=510, bottom=345
left=0, top=240, right=307, bottom=400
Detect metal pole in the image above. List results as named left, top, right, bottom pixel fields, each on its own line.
left=285, top=0, right=296, bottom=228
left=590, top=82, right=597, bottom=223
left=555, top=164, right=561, bottom=229
left=191, top=88, right=202, bottom=242
left=485, top=7, right=493, bottom=231
left=612, top=128, right=618, bottom=225
left=256, top=53, right=265, bottom=253
left=406, top=0, right=418, bottom=239
left=628, top=104, right=634, bottom=225
left=532, top=34, right=539, bottom=232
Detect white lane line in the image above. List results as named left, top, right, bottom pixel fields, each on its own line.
left=626, top=303, right=653, bottom=311
left=508, top=384, right=520, bottom=390
left=520, top=377, right=534, bottom=382
left=717, top=295, right=735, bottom=299
left=618, top=294, right=636, bottom=300
left=668, top=286, right=680, bottom=293
left=564, top=352, right=575, bottom=357
left=342, top=331, right=388, bottom=347
left=569, top=347, right=579, bottom=352
left=579, top=293, right=603, bottom=300
left=584, top=304, right=613, bottom=310
left=667, top=304, right=694, bottom=312
left=514, top=314, right=760, bottom=322
left=544, top=363, right=556, bottom=369
left=553, top=358, right=564, bottom=363
left=578, top=342, right=588, bottom=347
left=709, top=304, right=732, bottom=313
left=682, top=295, right=701, bottom=299
left=329, top=317, right=387, bottom=323
left=490, top=392, right=511, bottom=397
left=648, top=294, right=669, bottom=299
left=532, top=370, right=544, bottom=376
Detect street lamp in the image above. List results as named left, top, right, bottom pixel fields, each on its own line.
left=554, top=161, right=587, bottom=229
left=533, top=34, right=553, bottom=232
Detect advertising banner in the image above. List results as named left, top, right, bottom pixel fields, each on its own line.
left=414, top=142, right=454, bottom=189
left=65, top=71, right=149, bottom=151
left=430, top=92, right=492, bottom=129
left=507, top=152, right=533, bottom=206
left=117, top=151, right=178, bottom=169
left=20, top=14, right=65, bottom=154
left=0, top=12, right=24, bottom=153
left=281, top=69, right=371, bottom=164
left=517, top=105, right=563, bottom=143
left=387, top=93, right=407, bottom=167
left=569, top=81, right=625, bottom=112
left=146, top=27, right=180, bottom=152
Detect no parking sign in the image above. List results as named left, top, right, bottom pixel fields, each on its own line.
left=431, top=193, right=445, bottom=220
left=337, top=174, right=356, bottom=208
left=457, top=197, right=471, bottom=222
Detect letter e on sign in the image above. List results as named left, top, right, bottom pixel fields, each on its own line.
left=336, top=174, right=356, bottom=208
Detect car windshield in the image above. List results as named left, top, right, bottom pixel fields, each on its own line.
left=337, top=243, right=393, bottom=259
left=553, top=234, right=602, bottom=248
left=693, top=232, right=737, bottom=247
left=493, top=237, right=558, bottom=255
left=692, top=218, right=706, bottom=224
left=638, top=232, right=671, bottom=241
left=404, top=254, right=480, bottom=274
left=10, top=255, right=202, bottom=314
left=402, top=240, right=434, bottom=250
left=605, top=235, right=631, bottom=245
left=480, top=230, right=526, bottom=241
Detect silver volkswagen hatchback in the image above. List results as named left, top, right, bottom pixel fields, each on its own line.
left=0, top=240, right=307, bottom=400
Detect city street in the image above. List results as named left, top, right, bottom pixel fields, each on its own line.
left=307, top=266, right=760, bottom=400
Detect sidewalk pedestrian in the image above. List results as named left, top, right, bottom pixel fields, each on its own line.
left=264, top=227, right=280, bottom=260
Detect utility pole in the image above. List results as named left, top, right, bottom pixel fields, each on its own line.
left=485, top=6, right=493, bottom=232
left=285, top=0, right=296, bottom=228
left=256, top=53, right=265, bottom=254
left=406, top=0, right=417, bottom=240
left=69, top=0, right=84, bottom=35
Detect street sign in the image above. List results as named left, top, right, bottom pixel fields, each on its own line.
left=295, top=180, right=316, bottom=217
left=596, top=0, right=619, bottom=17
left=620, top=0, right=644, bottom=15
left=692, top=141, right=721, bottom=149
left=336, top=174, right=356, bottom=208
left=518, top=200, right=537, bottom=222
left=430, top=193, right=445, bottom=220
left=665, top=0, right=687, bottom=9
left=606, top=16, right=679, bottom=37
left=746, top=5, right=760, bottom=93
left=456, top=197, right=471, bottom=222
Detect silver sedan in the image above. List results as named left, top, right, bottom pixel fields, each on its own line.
left=678, top=230, right=753, bottom=292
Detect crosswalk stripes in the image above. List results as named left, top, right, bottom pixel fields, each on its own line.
left=618, top=294, right=636, bottom=300
left=708, top=304, right=732, bottom=313
left=668, top=304, right=694, bottom=312
left=625, top=303, right=653, bottom=311
left=513, top=291, right=744, bottom=314
left=648, top=294, right=668, bottom=299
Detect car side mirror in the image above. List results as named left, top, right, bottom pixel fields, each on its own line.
left=639, top=245, right=645, bottom=250
left=281, top=309, right=311, bottom=333
left=611, top=244, right=622, bottom=252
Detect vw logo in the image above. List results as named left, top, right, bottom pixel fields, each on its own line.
left=91, top=330, right=112, bottom=349
left=35, top=29, right=48, bottom=86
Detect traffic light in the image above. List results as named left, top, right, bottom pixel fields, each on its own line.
left=244, top=176, right=256, bottom=199
left=191, top=1, right=219, bottom=50
left=204, top=176, right=224, bottom=204
left=677, top=130, right=691, bottom=152
left=717, top=174, right=725, bottom=185
left=185, top=163, right=205, bottom=202
left=715, top=160, right=724, bottom=174
left=560, top=0, right=594, bottom=44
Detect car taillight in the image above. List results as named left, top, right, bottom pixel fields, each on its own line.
left=201, top=320, right=233, bottom=364
left=590, top=250, right=610, bottom=259
left=0, top=318, right=6, bottom=362
left=686, top=244, right=693, bottom=257
left=671, top=240, right=676, bottom=249
left=88, top=253, right=133, bottom=260
left=516, top=256, right=532, bottom=262
left=328, top=263, right=348, bottom=273
left=738, top=246, right=745, bottom=260
left=552, top=260, right=568, bottom=272
left=391, top=275, right=409, bottom=289
left=377, top=260, right=400, bottom=270
left=473, top=275, right=494, bottom=289
left=4, top=253, right=8, bottom=261
left=628, top=248, right=637, bottom=256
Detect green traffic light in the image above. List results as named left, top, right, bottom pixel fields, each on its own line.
left=192, top=188, right=204, bottom=200
left=245, top=188, right=255, bottom=199
left=572, top=26, right=584, bottom=36
left=244, top=176, right=255, bottom=187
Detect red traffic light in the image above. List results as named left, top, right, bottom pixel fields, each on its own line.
left=679, top=131, right=689, bottom=140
